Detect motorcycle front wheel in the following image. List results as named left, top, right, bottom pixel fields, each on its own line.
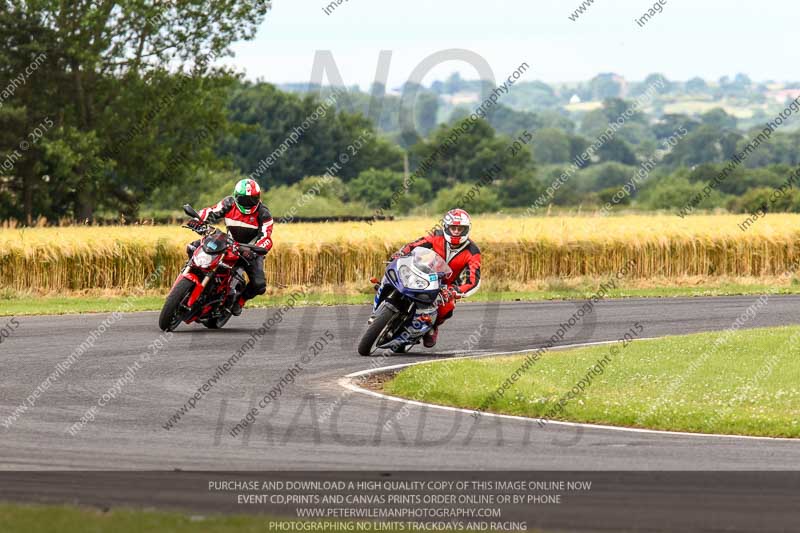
left=158, top=278, right=195, bottom=332
left=357, top=304, right=397, bottom=356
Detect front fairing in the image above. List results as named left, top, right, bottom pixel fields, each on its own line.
left=385, top=255, right=443, bottom=303
left=191, top=231, right=233, bottom=271
left=373, top=249, right=451, bottom=311
left=191, top=245, right=223, bottom=271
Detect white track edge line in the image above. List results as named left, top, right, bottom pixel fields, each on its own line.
left=341, top=339, right=800, bottom=442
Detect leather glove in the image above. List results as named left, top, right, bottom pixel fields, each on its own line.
left=185, top=218, right=203, bottom=230
left=439, top=285, right=461, bottom=303
left=240, top=248, right=254, bottom=261
left=391, top=251, right=404, bottom=260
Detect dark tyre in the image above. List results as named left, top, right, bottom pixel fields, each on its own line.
left=358, top=304, right=397, bottom=356
left=159, top=278, right=195, bottom=331
left=203, top=311, right=232, bottom=329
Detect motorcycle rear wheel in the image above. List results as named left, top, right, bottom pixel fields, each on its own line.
left=357, top=304, right=397, bottom=356
left=159, top=278, right=195, bottom=332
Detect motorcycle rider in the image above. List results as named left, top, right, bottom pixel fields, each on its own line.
left=392, top=208, right=481, bottom=347
left=187, top=178, right=273, bottom=316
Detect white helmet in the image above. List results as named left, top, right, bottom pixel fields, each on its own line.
left=442, top=208, right=472, bottom=246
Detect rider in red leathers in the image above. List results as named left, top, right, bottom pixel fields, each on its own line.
left=188, top=178, right=273, bottom=315
left=393, top=209, right=481, bottom=347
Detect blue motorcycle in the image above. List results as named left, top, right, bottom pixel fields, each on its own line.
left=358, top=247, right=452, bottom=355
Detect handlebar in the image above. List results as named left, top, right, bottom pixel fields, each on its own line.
left=182, top=219, right=269, bottom=256
left=182, top=219, right=214, bottom=236
left=237, top=243, right=269, bottom=256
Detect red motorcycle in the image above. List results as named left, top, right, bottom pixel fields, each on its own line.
left=158, top=204, right=268, bottom=332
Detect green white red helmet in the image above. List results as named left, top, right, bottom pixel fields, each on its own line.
left=443, top=208, right=472, bottom=246
left=234, top=178, right=261, bottom=214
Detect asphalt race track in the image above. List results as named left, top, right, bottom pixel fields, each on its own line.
left=2, top=295, right=800, bottom=531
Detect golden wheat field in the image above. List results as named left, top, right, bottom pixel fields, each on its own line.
left=2, top=214, right=800, bottom=292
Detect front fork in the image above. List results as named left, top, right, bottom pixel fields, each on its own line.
left=370, top=276, right=390, bottom=321
left=371, top=275, right=387, bottom=313
left=188, top=274, right=212, bottom=307
left=178, top=266, right=214, bottom=308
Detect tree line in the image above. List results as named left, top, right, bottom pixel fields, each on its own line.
left=3, top=2, right=800, bottom=224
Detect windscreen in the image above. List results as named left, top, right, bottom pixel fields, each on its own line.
left=411, top=247, right=452, bottom=276
left=201, top=232, right=228, bottom=254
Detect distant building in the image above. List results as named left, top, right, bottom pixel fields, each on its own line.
left=442, top=92, right=480, bottom=105
left=569, top=94, right=582, bottom=104
left=767, top=89, right=800, bottom=103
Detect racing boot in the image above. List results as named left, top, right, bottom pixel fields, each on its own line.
left=230, top=295, right=245, bottom=316
left=423, top=326, right=439, bottom=348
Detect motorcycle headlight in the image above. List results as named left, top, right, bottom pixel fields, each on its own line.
left=398, top=265, right=430, bottom=290
left=193, top=249, right=217, bottom=269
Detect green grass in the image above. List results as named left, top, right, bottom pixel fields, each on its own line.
left=0, top=292, right=368, bottom=316
left=0, top=503, right=522, bottom=533
left=483, top=283, right=800, bottom=301
left=0, top=503, right=291, bottom=533
left=4, top=282, right=800, bottom=316
left=384, top=326, right=800, bottom=437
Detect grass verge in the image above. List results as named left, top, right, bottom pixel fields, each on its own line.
left=0, top=292, right=368, bottom=316
left=3, top=280, right=800, bottom=316
left=0, top=503, right=276, bottom=533
left=0, top=503, right=516, bottom=533
left=383, top=326, right=800, bottom=437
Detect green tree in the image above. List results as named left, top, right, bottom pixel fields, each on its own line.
left=589, top=74, right=623, bottom=100
left=727, top=187, right=796, bottom=214
left=685, top=77, right=709, bottom=94
left=409, top=119, right=530, bottom=191
left=348, top=168, right=430, bottom=213
left=539, top=110, right=576, bottom=133
left=579, top=109, right=611, bottom=139
left=503, top=81, right=561, bottom=110
left=574, top=162, right=637, bottom=192
left=529, top=165, right=583, bottom=206
left=638, top=175, right=727, bottom=211
left=597, top=138, right=638, bottom=165
left=485, top=105, right=543, bottom=136
left=579, top=98, right=647, bottom=141
left=264, top=176, right=366, bottom=218
left=663, top=125, right=727, bottom=167
left=221, top=82, right=404, bottom=186
left=568, top=135, right=590, bottom=167
left=531, top=128, right=571, bottom=164
left=602, top=98, right=646, bottom=123
left=0, top=0, right=271, bottom=222
left=415, top=92, right=440, bottom=136
left=690, top=165, right=783, bottom=197
left=597, top=186, right=630, bottom=207
left=432, top=182, right=500, bottom=214
left=497, top=170, right=544, bottom=208
left=741, top=131, right=800, bottom=168
left=700, top=108, right=737, bottom=131
left=653, top=114, right=698, bottom=140
left=633, top=73, right=672, bottom=95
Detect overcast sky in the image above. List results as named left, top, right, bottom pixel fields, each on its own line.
left=222, top=0, right=798, bottom=90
